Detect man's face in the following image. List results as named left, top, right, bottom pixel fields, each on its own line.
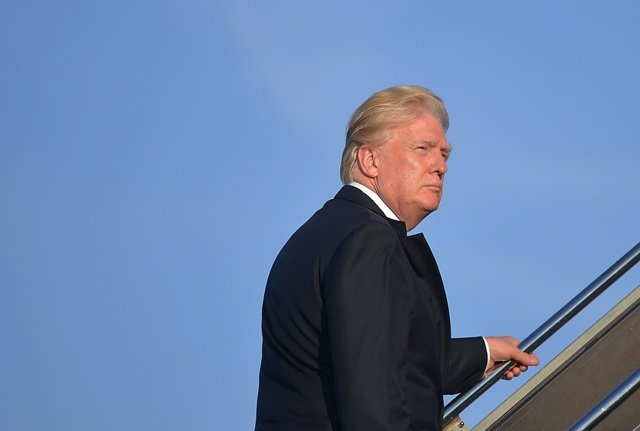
left=373, top=113, right=450, bottom=230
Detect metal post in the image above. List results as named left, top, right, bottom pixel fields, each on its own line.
left=443, top=241, right=640, bottom=424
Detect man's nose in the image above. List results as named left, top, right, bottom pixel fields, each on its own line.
left=434, top=156, right=447, bottom=176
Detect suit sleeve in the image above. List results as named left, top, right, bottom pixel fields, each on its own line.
left=322, top=223, right=411, bottom=431
left=443, top=337, right=487, bottom=394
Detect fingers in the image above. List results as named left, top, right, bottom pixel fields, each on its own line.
left=512, top=365, right=527, bottom=376
left=502, top=362, right=534, bottom=380
left=502, top=366, right=520, bottom=380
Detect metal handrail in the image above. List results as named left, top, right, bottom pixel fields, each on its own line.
left=443, top=241, right=640, bottom=425
left=568, top=367, right=640, bottom=431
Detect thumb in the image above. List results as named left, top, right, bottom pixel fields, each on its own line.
left=512, top=349, right=540, bottom=366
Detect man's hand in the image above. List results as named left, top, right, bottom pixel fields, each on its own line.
left=485, top=336, right=540, bottom=380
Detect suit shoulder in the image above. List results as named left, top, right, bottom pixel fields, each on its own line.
left=306, top=197, right=396, bottom=244
left=273, top=197, right=397, bottom=272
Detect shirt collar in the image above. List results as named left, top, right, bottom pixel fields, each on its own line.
left=348, top=181, right=400, bottom=221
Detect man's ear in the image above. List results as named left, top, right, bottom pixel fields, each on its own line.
left=356, top=145, right=379, bottom=179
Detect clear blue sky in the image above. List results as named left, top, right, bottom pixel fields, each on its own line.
left=2, top=1, right=639, bottom=429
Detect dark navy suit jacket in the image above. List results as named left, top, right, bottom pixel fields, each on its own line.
left=256, top=186, right=486, bottom=430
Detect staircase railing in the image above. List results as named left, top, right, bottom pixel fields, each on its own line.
left=567, top=367, right=640, bottom=431
left=443, top=241, right=640, bottom=426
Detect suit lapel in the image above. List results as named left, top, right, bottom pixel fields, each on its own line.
left=334, top=185, right=452, bottom=337
left=399, top=233, right=452, bottom=340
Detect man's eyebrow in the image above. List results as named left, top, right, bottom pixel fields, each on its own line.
left=416, top=139, right=439, bottom=147
left=413, top=140, right=453, bottom=154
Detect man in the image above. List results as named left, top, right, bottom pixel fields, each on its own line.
left=256, top=86, right=539, bottom=430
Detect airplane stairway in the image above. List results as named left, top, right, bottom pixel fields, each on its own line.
left=442, top=242, right=640, bottom=431
left=474, top=285, right=640, bottom=430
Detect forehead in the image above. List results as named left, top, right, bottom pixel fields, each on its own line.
left=393, top=114, right=447, bottom=144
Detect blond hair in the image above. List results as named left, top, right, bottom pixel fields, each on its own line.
left=340, top=85, right=449, bottom=184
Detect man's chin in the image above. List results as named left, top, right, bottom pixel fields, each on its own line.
left=409, top=205, right=439, bottom=229
left=420, top=201, right=441, bottom=215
